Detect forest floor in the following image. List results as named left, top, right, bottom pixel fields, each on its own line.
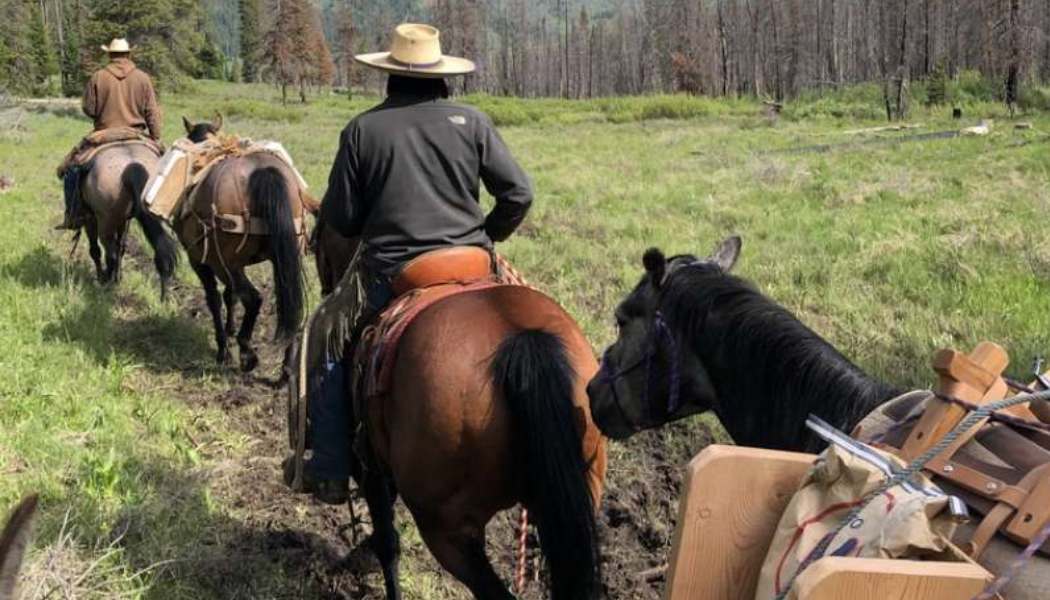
left=2, top=81, right=1050, bottom=598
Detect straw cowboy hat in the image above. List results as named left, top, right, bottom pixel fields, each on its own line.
left=355, top=24, right=475, bottom=78
left=101, top=38, right=133, bottom=53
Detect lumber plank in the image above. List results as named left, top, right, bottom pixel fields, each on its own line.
left=790, top=557, right=990, bottom=600
left=664, top=445, right=813, bottom=600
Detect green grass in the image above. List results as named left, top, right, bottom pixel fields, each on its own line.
left=2, top=79, right=1050, bottom=597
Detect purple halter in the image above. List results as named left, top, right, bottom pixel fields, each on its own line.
left=595, top=310, right=682, bottom=428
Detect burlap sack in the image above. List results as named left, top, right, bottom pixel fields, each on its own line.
left=755, top=440, right=959, bottom=600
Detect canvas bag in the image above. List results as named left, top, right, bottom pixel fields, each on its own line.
left=755, top=418, right=963, bottom=600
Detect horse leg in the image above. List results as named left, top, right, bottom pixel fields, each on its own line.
left=101, top=232, right=119, bottom=284
left=112, top=221, right=130, bottom=285
left=85, top=219, right=103, bottom=282
left=223, top=286, right=237, bottom=338
left=230, top=270, right=262, bottom=373
left=191, top=262, right=231, bottom=365
left=362, top=473, right=402, bottom=600
left=416, top=520, right=514, bottom=600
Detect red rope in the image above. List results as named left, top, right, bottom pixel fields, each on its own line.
left=515, top=507, right=529, bottom=594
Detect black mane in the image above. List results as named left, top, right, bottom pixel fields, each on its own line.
left=661, top=264, right=898, bottom=452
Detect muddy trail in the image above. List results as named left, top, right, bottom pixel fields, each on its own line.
left=123, top=239, right=714, bottom=599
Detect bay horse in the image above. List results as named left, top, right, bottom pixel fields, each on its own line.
left=0, top=495, right=37, bottom=600
left=587, top=236, right=1050, bottom=598
left=312, top=238, right=607, bottom=600
left=79, top=143, right=178, bottom=299
left=176, top=116, right=305, bottom=371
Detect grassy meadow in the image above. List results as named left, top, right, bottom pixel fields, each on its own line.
left=2, top=79, right=1050, bottom=597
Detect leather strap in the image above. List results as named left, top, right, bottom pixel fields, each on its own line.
left=1006, top=464, right=1050, bottom=541
left=968, top=501, right=1016, bottom=558
left=962, top=463, right=1050, bottom=557
left=925, top=456, right=1023, bottom=507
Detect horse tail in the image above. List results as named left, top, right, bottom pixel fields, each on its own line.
left=249, top=167, right=303, bottom=341
left=126, top=162, right=179, bottom=295
left=0, top=494, right=38, bottom=599
left=492, top=330, right=600, bottom=600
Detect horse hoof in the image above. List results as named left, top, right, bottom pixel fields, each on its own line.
left=240, top=352, right=259, bottom=373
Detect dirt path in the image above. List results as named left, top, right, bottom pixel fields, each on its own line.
left=136, top=239, right=712, bottom=599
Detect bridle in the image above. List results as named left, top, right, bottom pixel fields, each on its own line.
left=595, top=310, right=689, bottom=431
left=595, top=258, right=719, bottom=430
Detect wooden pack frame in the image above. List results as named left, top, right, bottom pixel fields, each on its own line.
left=664, top=445, right=992, bottom=600
left=883, top=342, right=1050, bottom=558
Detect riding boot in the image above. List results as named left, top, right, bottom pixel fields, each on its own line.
left=299, top=360, right=352, bottom=505
left=55, top=168, right=83, bottom=231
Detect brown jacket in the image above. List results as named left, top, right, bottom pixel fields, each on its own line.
left=82, top=58, right=162, bottom=139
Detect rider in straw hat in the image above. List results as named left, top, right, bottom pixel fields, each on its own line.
left=288, top=24, right=534, bottom=504
left=55, top=37, right=162, bottom=230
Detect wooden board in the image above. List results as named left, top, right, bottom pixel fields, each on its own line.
left=791, top=557, right=990, bottom=600
left=664, top=445, right=996, bottom=600
left=664, top=445, right=814, bottom=600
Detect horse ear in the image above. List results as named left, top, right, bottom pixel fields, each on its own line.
left=643, top=247, right=667, bottom=287
left=0, top=494, right=38, bottom=600
left=212, top=113, right=223, bottom=131
left=711, top=235, right=742, bottom=272
left=182, top=116, right=192, bottom=134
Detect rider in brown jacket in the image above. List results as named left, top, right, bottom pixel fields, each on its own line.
left=56, top=38, right=162, bottom=230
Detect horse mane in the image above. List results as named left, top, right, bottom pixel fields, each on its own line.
left=662, top=263, right=898, bottom=452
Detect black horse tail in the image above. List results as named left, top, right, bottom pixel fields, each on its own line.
left=249, top=167, right=303, bottom=341
left=492, top=330, right=600, bottom=600
left=0, top=494, right=38, bottom=599
left=125, top=162, right=179, bottom=299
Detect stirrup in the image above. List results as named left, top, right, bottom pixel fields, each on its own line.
left=281, top=456, right=349, bottom=505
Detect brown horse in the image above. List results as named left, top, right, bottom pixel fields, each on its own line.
left=176, top=116, right=306, bottom=371
left=311, top=219, right=357, bottom=296
left=0, top=495, right=37, bottom=600
left=79, top=143, right=179, bottom=299
left=313, top=239, right=608, bottom=599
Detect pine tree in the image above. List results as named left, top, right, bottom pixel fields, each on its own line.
left=83, top=0, right=207, bottom=89
left=263, top=0, right=330, bottom=103
left=60, top=0, right=86, bottom=97
left=239, top=0, right=261, bottom=82
left=262, top=0, right=299, bottom=103
left=332, top=2, right=355, bottom=89
left=0, top=0, right=35, bottom=95
left=28, top=2, right=59, bottom=95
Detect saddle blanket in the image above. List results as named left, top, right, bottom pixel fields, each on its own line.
left=143, top=135, right=307, bottom=223
left=355, top=279, right=508, bottom=400
left=56, top=127, right=163, bottom=179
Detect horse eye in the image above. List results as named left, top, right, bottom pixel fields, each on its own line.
left=614, top=316, right=626, bottom=329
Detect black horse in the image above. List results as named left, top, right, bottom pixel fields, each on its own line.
left=587, top=236, right=899, bottom=451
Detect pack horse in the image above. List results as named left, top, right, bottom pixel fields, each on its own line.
left=151, top=116, right=310, bottom=371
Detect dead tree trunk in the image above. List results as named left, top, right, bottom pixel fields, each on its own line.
left=1005, top=0, right=1022, bottom=115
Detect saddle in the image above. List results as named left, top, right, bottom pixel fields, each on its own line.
left=353, top=247, right=525, bottom=400
left=856, top=342, right=1050, bottom=560
left=57, top=127, right=163, bottom=178
left=144, top=134, right=310, bottom=232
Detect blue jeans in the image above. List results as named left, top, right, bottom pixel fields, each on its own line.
left=305, top=271, right=393, bottom=481
left=63, top=168, right=82, bottom=222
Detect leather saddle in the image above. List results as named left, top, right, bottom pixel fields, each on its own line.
left=391, top=246, right=494, bottom=296
left=857, top=342, right=1050, bottom=560
left=354, top=246, right=507, bottom=400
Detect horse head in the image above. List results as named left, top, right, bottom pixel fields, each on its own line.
left=0, top=495, right=38, bottom=600
left=182, top=113, right=224, bottom=143
left=587, top=236, right=741, bottom=439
